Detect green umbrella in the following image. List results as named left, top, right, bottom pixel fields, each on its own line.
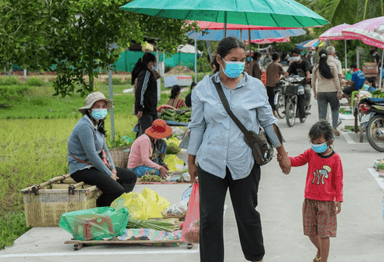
left=121, top=0, right=328, bottom=30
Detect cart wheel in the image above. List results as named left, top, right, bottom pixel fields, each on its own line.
left=74, top=243, right=83, bottom=251
left=187, top=243, right=194, bottom=249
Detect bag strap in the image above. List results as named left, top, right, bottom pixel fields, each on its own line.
left=211, top=77, right=256, bottom=141
left=69, top=151, right=92, bottom=166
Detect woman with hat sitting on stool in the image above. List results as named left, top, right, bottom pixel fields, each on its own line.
left=128, top=119, right=172, bottom=178
left=68, top=92, right=137, bottom=207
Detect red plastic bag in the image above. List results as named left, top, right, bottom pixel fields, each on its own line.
left=181, top=183, right=200, bottom=243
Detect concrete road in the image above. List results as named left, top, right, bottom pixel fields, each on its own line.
left=1, top=98, right=384, bottom=262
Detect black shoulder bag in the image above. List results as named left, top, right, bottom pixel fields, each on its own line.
left=212, top=78, right=274, bottom=166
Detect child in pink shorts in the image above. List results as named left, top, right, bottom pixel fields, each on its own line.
left=287, top=121, right=343, bottom=262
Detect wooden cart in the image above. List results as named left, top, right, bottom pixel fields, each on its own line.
left=64, top=238, right=194, bottom=251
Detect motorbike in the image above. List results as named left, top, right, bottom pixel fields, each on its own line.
left=281, top=76, right=307, bottom=127
left=274, top=81, right=286, bottom=119
left=358, top=98, right=384, bottom=152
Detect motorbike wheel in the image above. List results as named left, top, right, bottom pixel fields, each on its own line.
left=275, top=92, right=285, bottom=119
left=366, top=114, right=384, bottom=152
left=285, top=100, right=296, bottom=127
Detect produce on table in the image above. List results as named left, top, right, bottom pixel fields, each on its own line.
left=166, top=137, right=181, bottom=154
left=371, top=90, right=384, bottom=98
left=159, top=109, right=192, bottom=122
left=139, top=175, right=161, bottom=182
left=127, top=218, right=181, bottom=232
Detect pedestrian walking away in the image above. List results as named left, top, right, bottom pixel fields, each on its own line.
left=133, top=53, right=160, bottom=137
left=266, top=53, right=286, bottom=117
left=187, top=36, right=291, bottom=262
left=288, top=121, right=344, bottom=262
left=68, top=92, right=137, bottom=207
left=312, top=49, right=342, bottom=136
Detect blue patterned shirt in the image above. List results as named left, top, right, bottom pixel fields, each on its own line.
left=187, top=72, right=282, bottom=180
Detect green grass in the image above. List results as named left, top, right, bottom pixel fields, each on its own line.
left=0, top=211, right=31, bottom=250
left=0, top=69, right=207, bottom=250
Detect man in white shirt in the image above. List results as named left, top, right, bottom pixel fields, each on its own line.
left=327, top=46, right=342, bottom=86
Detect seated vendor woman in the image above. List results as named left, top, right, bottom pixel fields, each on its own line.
left=68, top=92, right=137, bottom=207
left=166, top=85, right=187, bottom=109
left=128, top=119, right=172, bottom=178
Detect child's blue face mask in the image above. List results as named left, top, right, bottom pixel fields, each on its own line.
left=222, top=58, right=245, bottom=78
left=311, top=142, right=328, bottom=153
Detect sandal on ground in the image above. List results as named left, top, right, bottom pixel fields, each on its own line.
left=333, top=129, right=340, bottom=137
left=313, top=255, right=321, bottom=262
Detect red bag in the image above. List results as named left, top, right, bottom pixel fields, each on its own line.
left=181, top=183, right=200, bottom=243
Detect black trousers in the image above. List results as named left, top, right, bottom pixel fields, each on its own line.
left=137, top=113, right=158, bottom=137
left=266, top=86, right=276, bottom=111
left=198, top=164, right=264, bottom=262
left=71, top=167, right=137, bottom=207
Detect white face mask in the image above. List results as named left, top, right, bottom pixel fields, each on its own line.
left=292, top=56, right=300, bottom=62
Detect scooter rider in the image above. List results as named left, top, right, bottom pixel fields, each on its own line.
left=285, top=48, right=312, bottom=114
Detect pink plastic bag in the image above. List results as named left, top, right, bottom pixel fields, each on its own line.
left=181, top=183, right=200, bottom=243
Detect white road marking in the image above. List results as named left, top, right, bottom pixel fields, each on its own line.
left=368, top=168, right=384, bottom=191
left=0, top=249, right=200, bottom=258
left=341, top=132, right=368, bottom=145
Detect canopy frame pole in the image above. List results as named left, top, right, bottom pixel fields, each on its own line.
left=224, top=12, right=227, bottom=38
left=344, top=39, right=347, bottom=70
left=249, top=29, right=252, bottom=62
left=194, top=39, right=197, bottom=83
left=240, top=29, right=242, bottom=40
left=108, top=67, right=115, bottom=147
left=380, top=50, right=384, bottom=91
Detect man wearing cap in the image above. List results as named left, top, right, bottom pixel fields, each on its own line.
left=285, top=47, right=312, bottom=114
left=128, top=119, right=172, bottom=178
left=68, top=92, right=137, bottom=207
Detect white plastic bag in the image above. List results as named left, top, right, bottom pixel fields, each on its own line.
left=166, top=198, right=189, bottom=215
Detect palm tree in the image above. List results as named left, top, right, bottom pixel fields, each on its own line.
left=298, top=0, right=384, bottom=31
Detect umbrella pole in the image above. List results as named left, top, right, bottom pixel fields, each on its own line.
left=344, top=39, right=347, bottom=70
left=249, top=29, right=251, bottom=62
left=380, top=50, right=384, bottom=91
left=194, top=39, right=197, bottom=83
left=224, top=12, right=227, bottom=38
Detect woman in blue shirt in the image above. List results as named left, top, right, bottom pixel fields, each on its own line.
left=187, top=37, right=291, bottom=262
left=68, top=92, right=137, bottom=207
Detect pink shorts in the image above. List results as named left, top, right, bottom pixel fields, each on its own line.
left=302, top=198, right=337, bottom=238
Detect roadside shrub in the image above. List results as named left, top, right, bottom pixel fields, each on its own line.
left=26, top=77, right=45, bottom=87
left=112, top=77, right=124, bottom=85
left=0, top=76, right=21, bottom=86
left=0, top=85, right=30, bottom=108
left=165, top=65, right=172, bottom=73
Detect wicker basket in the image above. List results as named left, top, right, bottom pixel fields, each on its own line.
left=20, top=174, right=100, bottom=227
left=109, top=146, right=131, bottom=168
left=284, top=85, right=299, bottom=96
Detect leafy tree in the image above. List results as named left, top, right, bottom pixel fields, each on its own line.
left=0, top=0, right=198, bottom=97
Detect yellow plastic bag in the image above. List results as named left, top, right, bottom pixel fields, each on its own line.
left=142, top=188, right=170, bottom=218
left=111, top=188, right=170, bottom=220
left=164, top=155, right=184, bottom=172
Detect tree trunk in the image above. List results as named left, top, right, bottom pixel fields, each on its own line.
left=88, top=68, right=94, bottom=91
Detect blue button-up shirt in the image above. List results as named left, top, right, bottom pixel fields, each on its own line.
left=187, top=72, right=282, bottom=180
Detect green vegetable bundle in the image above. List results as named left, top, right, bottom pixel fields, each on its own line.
left=159, top=109, right=192, bottom=123
left=372, top=90, right=384, bottom=98
left=127, top=218, right=180, bottom=232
